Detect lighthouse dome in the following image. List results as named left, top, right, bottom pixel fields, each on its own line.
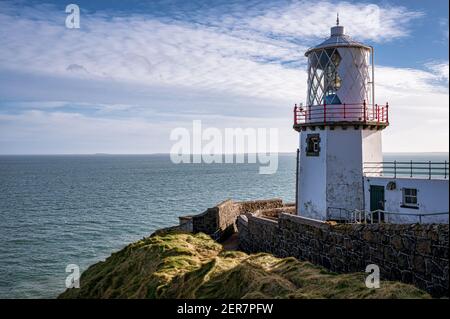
left=305, top=25, right=371, bottom=56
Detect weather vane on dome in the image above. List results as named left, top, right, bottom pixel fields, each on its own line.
left=336, top=13, right=339, bottom=26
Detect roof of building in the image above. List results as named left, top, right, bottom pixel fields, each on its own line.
left=305, top=25, right=371, bottom=56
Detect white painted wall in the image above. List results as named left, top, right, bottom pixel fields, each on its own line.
left=364, top=177, right=449, bottom=224
left=362, top=130, right=383, bottom=176
left=298, top=127, right=384, bottom=221
left=326, top=128, right=364, bottom=215
left=298, top=129, right=327, bottom=220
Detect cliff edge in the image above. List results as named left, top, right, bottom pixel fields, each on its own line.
left=59, top=231, right=430, bottom=299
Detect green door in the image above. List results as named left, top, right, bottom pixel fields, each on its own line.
left=370, top=185, right=385, bottom=222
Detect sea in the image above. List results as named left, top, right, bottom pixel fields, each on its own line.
left=0, top=152, right=448, bottom=298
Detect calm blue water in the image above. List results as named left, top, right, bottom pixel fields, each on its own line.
left=0, top=154, right=296, bottom=299
left=0, top=153, right=448, bottom=298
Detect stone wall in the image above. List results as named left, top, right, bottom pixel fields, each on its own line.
left=179, top=199, right=291, bottom=240
left=237, top=213, right=449, bottom=297
left=253, top=206, right=296, bottom=219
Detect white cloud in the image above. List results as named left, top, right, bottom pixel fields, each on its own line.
left=0, top=1, right=447, bottom=153
left=375, top=65, right=449, bottom=152
left=0, top=110, right=169, bottom=154
left=0, top=2, right=305, bottom=101
left=0, top=109, right=297, bottom=154
left=0, top=0, right=424, bottom=100
left=242, top=1, right=423, bottom=42
left=425, top=61, right=449, bottom=84
left=439, top=18, right=449, bottom=42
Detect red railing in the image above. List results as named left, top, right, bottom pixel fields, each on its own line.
left=293, top=101, right=389, bottom=126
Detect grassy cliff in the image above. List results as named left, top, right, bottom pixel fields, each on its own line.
left=59, top=232, right=430, bottom=299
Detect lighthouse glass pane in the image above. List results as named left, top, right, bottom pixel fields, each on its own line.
left=307, top=49, right=342, bottom=105
left=338, top=47, right=372, bottom=105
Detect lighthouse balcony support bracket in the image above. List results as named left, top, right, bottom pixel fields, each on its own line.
left=293, top=102, right=389, bottom=131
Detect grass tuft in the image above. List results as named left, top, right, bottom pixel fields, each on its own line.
left=58, top=232, right=430, bottom=299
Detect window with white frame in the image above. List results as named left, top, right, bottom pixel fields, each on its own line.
left=402, top=188, right=418, bottom=207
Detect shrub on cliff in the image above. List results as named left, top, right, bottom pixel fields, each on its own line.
left=59, top=232, right=429, bottom=299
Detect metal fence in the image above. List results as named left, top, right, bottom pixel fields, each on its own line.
left=364, top=161, right=448, bottom=179
left=327, top=206, right=448, bottom=224
left=293, top=101, right=389, bottom=125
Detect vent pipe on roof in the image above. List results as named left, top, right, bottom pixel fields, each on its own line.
left=331, top=13, right=344, bottom=36
left=331, top=25, right=344, bottom=36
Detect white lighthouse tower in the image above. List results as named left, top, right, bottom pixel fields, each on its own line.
left=294, top=18, right=389, bottom=221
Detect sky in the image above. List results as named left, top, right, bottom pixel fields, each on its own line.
left=0, top=0, right=448, bottom=154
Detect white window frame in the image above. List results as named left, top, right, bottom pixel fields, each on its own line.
left=402, top=188, right=418, bottom=208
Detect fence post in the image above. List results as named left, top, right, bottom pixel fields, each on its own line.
left=324, top=102, right=327, bottom=124
left=445, top=161, right=448, bottom=179
left=386, top=102, right=389, bottom=123
left=394, top=160, right=397, bottom=178
left=343, top=103, right=346, bottom=119
left=429, top=161, right=432, bottom=180
left=363, top=100, right=367, bottom=122
left=308, top=105, right=311, bottom=121
left=381, top=106, right=384, bottom=122
left=410, top=160, right=413, bottom=178
left=295, top=148, right=299, bottom=214
left=376, top=105, right=380, bottom=123
left=293, top=104, right=297, bottom=125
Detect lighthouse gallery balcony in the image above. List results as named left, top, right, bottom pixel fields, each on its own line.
left=293, top=101, right=389, bottom=131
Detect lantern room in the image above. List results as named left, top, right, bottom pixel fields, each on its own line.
left=305, top=23, right=373, bottom=106
left=293, top=18, right=388, bottom=130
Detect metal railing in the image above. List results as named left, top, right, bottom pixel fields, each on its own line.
left=364, top=161, right=448, bottom=179
left=327, top=206, right=448, bottom=224
left=293, top=101, right=389, bottom=125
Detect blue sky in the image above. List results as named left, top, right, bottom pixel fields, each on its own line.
left=0, top=0, right=448, bottom=154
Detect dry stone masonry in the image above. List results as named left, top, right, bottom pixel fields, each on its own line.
left=179, top=199, right=293, bottom=240
left=238, top=213, right=448, bottom=297
left=179, top=199, right=449, bottom=297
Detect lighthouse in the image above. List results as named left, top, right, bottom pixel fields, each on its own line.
left=293, top=19, right=389, bottom=221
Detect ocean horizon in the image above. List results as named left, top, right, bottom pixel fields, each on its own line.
left=0, top=152, right=448, bottom=298
left=1, top=152, right=449, bottom=155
